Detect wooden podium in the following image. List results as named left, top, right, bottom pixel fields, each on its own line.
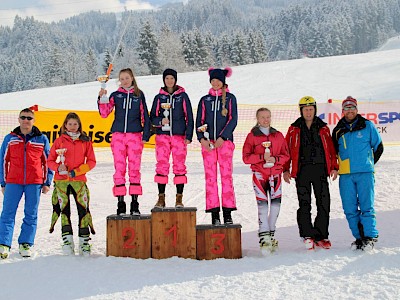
left=106, top=214, right=151, bottom=258
left=196, top=224, right=242, bottom=260
left=151, top=207, right=197, bottom=259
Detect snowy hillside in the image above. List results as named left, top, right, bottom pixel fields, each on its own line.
left=376, top=35, right=400, bottom=52
left=0, top=51, right=399, bottom=300
left=1, top=49, right=400, bottom=112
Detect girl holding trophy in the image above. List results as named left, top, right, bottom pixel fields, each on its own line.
left=48, top=112, right=96, bottom=256
left=98, top=68, right=151, bottom=216
left=150, top=69, right=194, bottom=208
left=195, top=67, right=238, bottom=225
left=242, top=108, right=290, bottom=253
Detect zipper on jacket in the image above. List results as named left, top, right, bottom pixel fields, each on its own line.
left=24, top=140, right=27, bottom=184
left=342, top=135, right=347, bottom=149
left=214, top=95, right=218, bottom=141
left=124, top=91, right=129, bottom=133
left=170, top=94, right=173, bottom=137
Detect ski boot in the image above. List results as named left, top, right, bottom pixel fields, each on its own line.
left=361, top=237, right=377, bottom=252
left=19, top=243, right=32, bottom=258
left=79, top=236, right=91, bottom=257
left=117, top=196, right=126, bottom=215
left=259, top=231, right=272, bottom=255
left=315, top=239, right=331, bottom=249
left=62, top=234, right=75, bottom=255
left=269, top=231, right=279, bottom=253
left=130, top=195, right=140, bottom=215
left=0, top=244, right=10, bottom=259
left=303, top=237, right=315, bottom=250
left=351, top=239, right=363, bottom=250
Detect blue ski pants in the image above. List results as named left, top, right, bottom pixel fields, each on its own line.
left=339, top=172, right=378, bottom=239
left=0, top=183, right=42, bottom=248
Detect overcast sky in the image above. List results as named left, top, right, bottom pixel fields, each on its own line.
left=0, top=0, right=177, bottom=27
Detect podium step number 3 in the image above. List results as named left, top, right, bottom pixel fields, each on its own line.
left=196, top=224, right=242, bottom=260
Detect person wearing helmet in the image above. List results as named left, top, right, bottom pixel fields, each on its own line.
left=283, top=96, right=338, bottom=250
left=332, top=96, right=383, bottom=251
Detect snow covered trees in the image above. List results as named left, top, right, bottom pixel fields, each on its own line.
left=137, top=21, right=161, bottom=75
left=0, top=0, right=399, bottom=93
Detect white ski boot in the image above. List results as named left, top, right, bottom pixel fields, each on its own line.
left=303, top=237, right=315, bottom=251
left=62, top=234, right=75, bottom=255
left=19, top=243, right=32, bottom=258
left=269, top=231, right=279, bottom=253
left=259, top=231, right=272, bottom=255
left=0, top=244, right=10, bottom=259
left=79, top=236, right=91, bottom=257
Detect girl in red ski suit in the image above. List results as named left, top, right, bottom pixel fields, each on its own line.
left=242, top=108, right=290, bottom=250
left=48, top=112, right=96, bottom=255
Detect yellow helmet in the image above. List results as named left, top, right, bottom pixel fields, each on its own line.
left=299, top=96, right=316, bottom=108
left=298, top=96, right=317, bottom=116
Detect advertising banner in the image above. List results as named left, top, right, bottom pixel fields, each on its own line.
left=34, top=110, right=155, bottom=148
left=318, top=102, right=400, bottom=144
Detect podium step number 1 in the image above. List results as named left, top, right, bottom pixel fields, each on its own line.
left=151, top=207, right=197, bottom=259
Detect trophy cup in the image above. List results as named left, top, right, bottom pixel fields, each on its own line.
left=56, top=148, right=68, bottom=175
left=161, top=103, right=171, bottom=131
left=97, top=75, right=110, bottom=104
left=197, top=124, right=214, bottom=149
left=262, top=141, right=274, bottom=168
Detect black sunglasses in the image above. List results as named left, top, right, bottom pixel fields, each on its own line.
left=19, top=116, right=34, bottom=120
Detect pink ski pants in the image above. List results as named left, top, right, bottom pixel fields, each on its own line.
left=201, top=140, right=236, bottom=211
left=154, top=135, right=187, bottom=184
left=111, top=132, right=143, bottom=195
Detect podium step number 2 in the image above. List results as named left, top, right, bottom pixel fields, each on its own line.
left=106, top=214, right=151, bottom=259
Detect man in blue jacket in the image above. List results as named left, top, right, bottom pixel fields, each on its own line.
left=0, top=108, right=53, bottom=259
left=332, top=97, right=383, bottom=251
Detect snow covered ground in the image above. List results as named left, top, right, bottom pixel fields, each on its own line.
left=0, top=49, right=400, bottom=299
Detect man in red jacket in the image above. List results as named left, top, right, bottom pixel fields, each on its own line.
left=283, top=96, right=338, bottom=250
left=0, top=108, right=53, bottom=259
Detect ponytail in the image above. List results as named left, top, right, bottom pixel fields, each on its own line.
left=221, top=85, right=228, bottom=117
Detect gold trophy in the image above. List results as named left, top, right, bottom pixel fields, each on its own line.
left=161, top=103, right=172, bottom=131
left=197, top=124, right=214, bottom=149
left=97, top=74, right=110, bottom=104
left=262, top=141, right=274, bottom=168
left=55, top=148, right=68, bottom=175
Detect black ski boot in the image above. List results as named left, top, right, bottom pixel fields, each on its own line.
left=211, top=211, right=221, bottom=226
left=130, top=195, right=140, bottom=215
left=117, top=196, right=126, bottom=215
left=223, top=209, right=233, bottom=225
